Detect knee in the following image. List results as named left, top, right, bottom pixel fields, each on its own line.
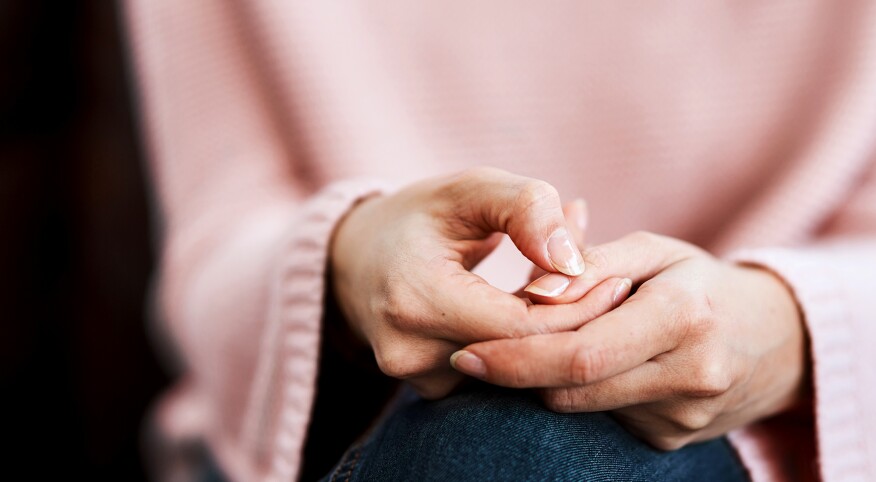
left=349, top=384, right=645, bottom=481
left=337, top=383, right=748, bottom=482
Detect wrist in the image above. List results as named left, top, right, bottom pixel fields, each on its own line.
left=328, top=192, right=384, bottom=345
left=736, top=262, right=811, bottom=411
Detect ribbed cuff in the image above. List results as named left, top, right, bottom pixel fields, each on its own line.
left=725, top=246, right=870, bottom=482
left=239, top=178, right=392, bottom=482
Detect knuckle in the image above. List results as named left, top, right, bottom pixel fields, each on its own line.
left=675, top=286, right=717, bottom=337
left=438, top=167, right=503, bottom=203
left=379, top=290, right=409, bottom=329
left=516, top=180, right=560, bottom=216
left=628, top=230, right=661, bottom=246
left=500, top=324, right=528, bottom=339
left=569, top=346, right=608, bottom=385
left=688, top=359, right=732, bottom=397
left=375, top=347, right=428, bottom=379
left=624, top=230, right=704, bottom=261
left=581, top=245, right=609, bottom=271
left=627, top=230, right=695, bottom=254
left=462, top=166, right=507, bottom=181
left=648, top=434, right=691, bottom=452
left=542, top=388, right=576, bottom=413
left=643, top=281, right=678, bottom=313
left=411, top=380, right=453, bottom=400
left=505, top=358, right=529, bottom=388
left=504, top=306, right=540, bottom=338
left=667, top=407, right=715, bottom=433
left=449, top=167, right=508, bottom=193
left=379, top=283, right=430, bottom=333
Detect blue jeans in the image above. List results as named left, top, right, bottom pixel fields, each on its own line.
left=321, top=383, right=749, bottom=481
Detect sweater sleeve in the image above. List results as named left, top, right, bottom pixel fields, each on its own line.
left=124, top=1, right=385, bottom=480
left=726, top=158, right=876, bottom=482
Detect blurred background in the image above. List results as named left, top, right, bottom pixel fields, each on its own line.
left=0, top=1, right=168, bottom=478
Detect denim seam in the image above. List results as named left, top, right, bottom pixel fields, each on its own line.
left=342, top=446, right=363, bottom=482
left=329, top=444, right=363, bottom=482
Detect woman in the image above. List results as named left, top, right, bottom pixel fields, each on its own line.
left=126, top=1, right=876, bottom=480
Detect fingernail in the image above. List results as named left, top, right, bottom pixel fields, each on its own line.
left=612, top=278, right=633, bottom=304
left=573, top=199, right=588, bottom=234
left=450, top=350, right=486, bottom=379
left=547, top=228, right=585, bottom=276
left=524, top=273, right=571, bottom=297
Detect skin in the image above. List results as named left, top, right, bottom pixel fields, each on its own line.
left=332, top=167, right=807, bottom=449
left=453, top=231, right=808, bottom=450
left=330, top=167, right=624, bottom=399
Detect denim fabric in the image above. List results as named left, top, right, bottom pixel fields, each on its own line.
left=321, top=383, right=750, bottom=482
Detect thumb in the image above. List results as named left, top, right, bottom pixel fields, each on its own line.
left=525, top=198, right=589, bottom=284
left=449, top=168, right=585, bottom=276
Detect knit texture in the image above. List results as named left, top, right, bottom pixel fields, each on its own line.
left=124, top=1, right=876, bottom=480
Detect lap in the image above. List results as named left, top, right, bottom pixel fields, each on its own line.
left=322, top=383, right=749, bottom=482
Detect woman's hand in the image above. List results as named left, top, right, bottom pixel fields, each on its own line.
left=451, top=231, right=808, bottom=449
left=330, top=168, right=623, bottom=399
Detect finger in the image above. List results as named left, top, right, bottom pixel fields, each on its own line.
left=539, top=361, right=672, bottom=412
left=610, top=407, right=692, bottom=451
left=527, top=231, right=701, bottom=304
left=564, top=198, right=588, bottom=250
left=372, top=334, right=458, bottom=380
left=525, top=273, right=631, bottom=305
left=501, top=198, right=589, bottom=303
left=407, top=371, right=466, bottom=400
left=444, top=167, right=584, bottom=276
left=371, top=333, right=472, bottom=400
left=612, top=400, right=726, bottom=450
left=452, top=292, right=683, bottom=387
left=526, top=276, right=630, bottom=333
left=429, top=274, right=626, bottom=344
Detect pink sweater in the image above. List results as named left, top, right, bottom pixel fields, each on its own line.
left=125, top=1, right=876, bottom=481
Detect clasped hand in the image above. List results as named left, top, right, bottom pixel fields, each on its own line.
left=331, top=168, right=807, bottom=450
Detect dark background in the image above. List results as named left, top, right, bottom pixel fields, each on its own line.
left=1, top=1, right=169, bottom=478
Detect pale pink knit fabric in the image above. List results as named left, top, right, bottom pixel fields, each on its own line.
left=124, top=1, right=876, bottom=481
